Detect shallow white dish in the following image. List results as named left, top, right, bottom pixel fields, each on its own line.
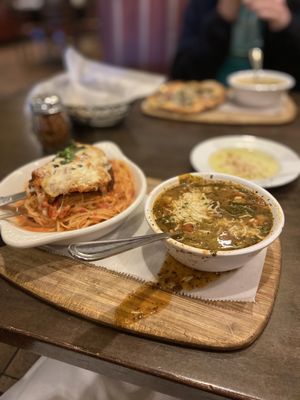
left=227, top=69, right=295, bottom=108
left=67, top=103, right=129, bottom=127
left=0, top=141, right=147, bottom=248
left=145, top=172, right=284, bottom=272
left=190, top=135, right=300, bottom=188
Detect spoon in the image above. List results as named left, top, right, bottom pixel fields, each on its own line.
left=68, top=231, right=181, bottom=261
left=248, top=47, right=263, bottom=81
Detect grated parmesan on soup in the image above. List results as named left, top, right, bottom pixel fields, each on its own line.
left=171, top=191, right=220, bottom=225
left=153, top=174, right=273, bottom=252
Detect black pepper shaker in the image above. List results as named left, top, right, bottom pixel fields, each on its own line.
left=30, top=94, right=72, bottom=154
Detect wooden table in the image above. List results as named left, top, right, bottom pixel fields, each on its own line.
left=0, top=90, right=299, bottom=400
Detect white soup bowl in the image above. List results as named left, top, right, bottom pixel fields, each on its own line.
left=227, top=69, right=295, bottom=108
left=145, top=172, right=284, bottom=272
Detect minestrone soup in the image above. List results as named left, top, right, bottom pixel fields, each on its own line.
left=153, top=175, right=273, bottom=252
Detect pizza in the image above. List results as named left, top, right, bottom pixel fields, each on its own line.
left=146, top=80, right=226, bottom=114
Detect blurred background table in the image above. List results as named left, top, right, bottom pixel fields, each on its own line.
left=0, top=90, right=299, bottom=400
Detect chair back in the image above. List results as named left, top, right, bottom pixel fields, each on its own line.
left=99, top=0, right=188, bottom=73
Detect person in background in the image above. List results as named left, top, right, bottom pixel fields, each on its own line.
left=170, top=0, right=300, bottom=89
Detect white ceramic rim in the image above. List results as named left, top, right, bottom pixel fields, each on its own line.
left=189, top=135, right=300, bottom=188
left=145, top=172, right=284, bottom=257
left=227, top=69, right=295, bottom=92
left=0, top=141, right=147, bottom=248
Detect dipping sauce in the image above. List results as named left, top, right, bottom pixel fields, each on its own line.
left=209, top=147, right=280, bottom=180
left=153, top=174, right=273, bottom=252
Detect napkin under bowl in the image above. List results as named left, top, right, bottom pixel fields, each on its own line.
left=26, top=47, right=165, bottom=127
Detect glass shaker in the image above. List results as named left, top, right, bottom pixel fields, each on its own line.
left=30, top=94, right=72, bottom=154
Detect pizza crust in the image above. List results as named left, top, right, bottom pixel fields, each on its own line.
left=146, top=80, right=226, bottom=114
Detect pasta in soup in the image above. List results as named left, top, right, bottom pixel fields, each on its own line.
left=153, top=175, right=273, bottom=252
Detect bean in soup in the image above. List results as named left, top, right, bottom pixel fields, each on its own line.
left=153, top=175, right=273, bottom=252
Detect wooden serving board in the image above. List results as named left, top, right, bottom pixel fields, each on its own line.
left=0, top=179, right=281, bottom=350
left=141, top=94, right=297, bottom=125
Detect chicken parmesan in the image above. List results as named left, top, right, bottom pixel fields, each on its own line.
left=29, top=142, right=113, bottom=199
left=11, top=142, right=135, bottom=232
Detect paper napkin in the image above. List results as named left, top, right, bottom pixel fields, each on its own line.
left=44, top=206, right=266, bottom=303
left=26, top=47, right=166, bottom=111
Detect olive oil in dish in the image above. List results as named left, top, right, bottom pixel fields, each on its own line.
left=209, top=147, right=279, bottom=180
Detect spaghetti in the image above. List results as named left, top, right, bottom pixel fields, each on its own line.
left=12, top=160, right=135, bottom=232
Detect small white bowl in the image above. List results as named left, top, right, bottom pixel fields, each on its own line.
left=228, top=69, right=295, bottom=108
left=67, top=103, right=129, bottom=127
left=145, top=173, right=284, bottom=272
left=0, top=141, right=147, bottom=248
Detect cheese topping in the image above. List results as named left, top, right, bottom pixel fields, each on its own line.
left=29, top=143, right=112, bottom=198
left=171, top=191, right=220, bottom=225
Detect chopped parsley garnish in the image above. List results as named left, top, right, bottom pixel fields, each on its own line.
left=55, top=141, right=84, bottom=165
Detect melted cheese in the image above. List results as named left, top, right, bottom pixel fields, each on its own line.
left=30, top=144, right=112, bottom=198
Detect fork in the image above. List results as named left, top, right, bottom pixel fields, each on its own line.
left=0, top=209, right=22, bottom=220
left=68, top=232, right=181, bottom=261
left=0, top=191, right=26, bottom=207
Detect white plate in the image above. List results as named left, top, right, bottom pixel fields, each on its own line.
left=190, top=135, right=300, bottom=188
left=0, top=141, right=147, bottom=248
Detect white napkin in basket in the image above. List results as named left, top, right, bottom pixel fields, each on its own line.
left=44, top=206, right=266, bottom=303
left=25, top=47, right=166, bottom=110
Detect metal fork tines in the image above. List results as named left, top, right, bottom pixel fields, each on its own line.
left=0, top=210, right=22, bottom=220
left=68, top=232, right=171, bottom=261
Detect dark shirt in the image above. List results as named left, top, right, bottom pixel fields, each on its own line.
left=171, top=0, right=300, bottom=90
